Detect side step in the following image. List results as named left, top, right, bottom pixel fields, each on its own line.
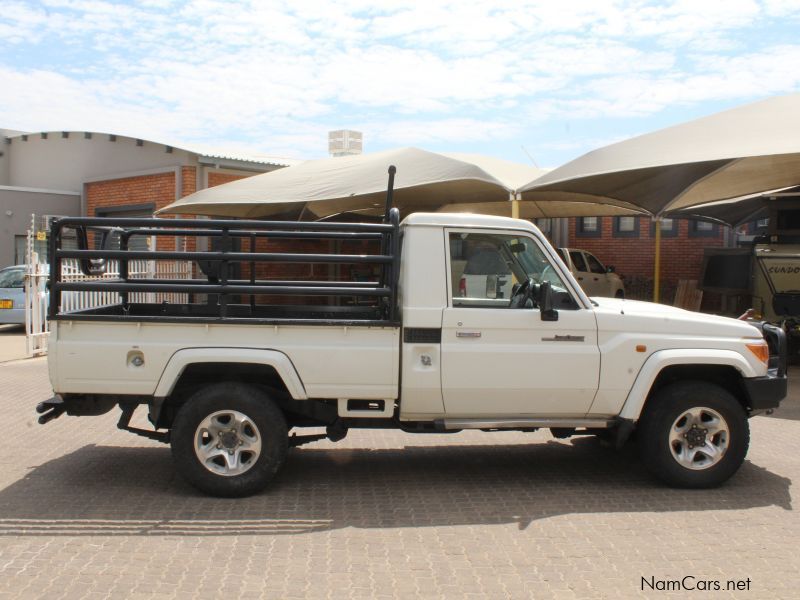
left=438, top=417, right=615, bottom=430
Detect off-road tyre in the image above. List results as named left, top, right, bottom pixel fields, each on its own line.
left=170, top=382, right=288, bottom=497
left=638, top=381, right=749, bottom=488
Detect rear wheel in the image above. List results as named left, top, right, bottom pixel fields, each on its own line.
left=638, top=381, right=748, bottom=488
left=170, top=382, right=288, bottom=497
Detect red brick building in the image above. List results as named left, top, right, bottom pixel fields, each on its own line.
left=564, top=214, right=727, bottom=302
left=0, top=130, right=294, bottom=264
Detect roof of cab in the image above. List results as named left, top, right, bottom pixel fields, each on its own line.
left=400, top=212, right=540, bottom=233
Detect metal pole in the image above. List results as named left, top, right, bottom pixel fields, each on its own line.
left=511, top=193, right=520, bottom=219
left=653, top=217, right=661, bottom=303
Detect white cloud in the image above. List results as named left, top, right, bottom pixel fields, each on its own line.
left=1, top=0, right=799, bottom=162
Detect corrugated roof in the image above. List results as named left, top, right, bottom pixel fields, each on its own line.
left=1, top=128, right=303, bottom=167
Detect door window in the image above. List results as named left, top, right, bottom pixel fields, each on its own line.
left=569, top=251, right=587, bottom=272
left=585, top=253, right=606, bottom=274
left=449, top=232, right=568, bottom=308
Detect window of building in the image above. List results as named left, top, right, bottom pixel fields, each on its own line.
left=613, top=216, right=639, bottom=237
left=577, top=216, right=602, bottom=237
left=747, top=217, right=770, bottom=234
left=95, top=204, right=155, bottom=251
left=650, top=217, right=679, bottom=238
left=689, top=220, right=719, bottom=237
left=14, top=235, right=56, bottom=264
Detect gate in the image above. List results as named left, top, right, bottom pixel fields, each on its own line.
left=24, top=214, right=192, bottom=356
left=25, top=215, right=49, bottom=356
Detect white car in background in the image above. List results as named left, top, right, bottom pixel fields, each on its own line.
left=557, top=248, right=625, bottom=298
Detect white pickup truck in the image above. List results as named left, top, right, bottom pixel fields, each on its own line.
left=38, top=206, right=788, bottom=497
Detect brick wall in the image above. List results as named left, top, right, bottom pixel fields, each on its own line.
left=568, top=216, right=725, bottom=303
left=86, top=171, right=176, bottom=217
left=86, top=167, right=378, bottom=307
left=208, top=172, right=248, bottom=187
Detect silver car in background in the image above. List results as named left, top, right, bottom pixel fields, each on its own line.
left=0, top=266, right=26, bottom=325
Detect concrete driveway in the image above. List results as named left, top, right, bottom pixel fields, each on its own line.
left=0, top=324, right=26, bottom=363
left=0, top=357, right=798, bottom=599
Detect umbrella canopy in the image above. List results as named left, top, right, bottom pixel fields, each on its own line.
left=520, top=94, right=800, bottom=216
left=159, top=147, right=524, bottom=219
left=435, top=200, right=642, bottom=219
left=669, top=186, right=800, bottom=228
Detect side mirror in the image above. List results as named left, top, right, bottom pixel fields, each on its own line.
left=606, top=265, right=616, bottom=273
left=539, top=281, right=559, bottom=321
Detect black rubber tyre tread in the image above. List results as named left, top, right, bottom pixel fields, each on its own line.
left=638, top=380, right=749, bottom=488
left=170, top=382, right=288, bottom=497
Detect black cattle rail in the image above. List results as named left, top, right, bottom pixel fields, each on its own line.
left=47, top=208, right=402, bottom=326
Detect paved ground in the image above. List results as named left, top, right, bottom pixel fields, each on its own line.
left=0, top=325, right=26, bottom=363
left=0, top=356, right=798, bottom=599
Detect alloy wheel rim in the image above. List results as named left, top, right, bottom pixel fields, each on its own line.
left=668, top=406, right=729, bottom=470
left=194, top=410, right=262, bottom=477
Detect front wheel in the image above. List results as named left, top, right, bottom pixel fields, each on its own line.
left=170, top=382, right=288, bottom=497
left=637, top=381, right=749, bottom=488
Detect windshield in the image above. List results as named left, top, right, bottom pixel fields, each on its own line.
left=500, top=237, right=568, bottom=291
left=0, top=268, right=24, bottom=288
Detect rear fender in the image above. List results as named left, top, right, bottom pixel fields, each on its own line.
left=153, top=348, right=307, bottom=400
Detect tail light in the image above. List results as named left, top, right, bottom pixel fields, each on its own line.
left=459, top=277, right=466, bottom=297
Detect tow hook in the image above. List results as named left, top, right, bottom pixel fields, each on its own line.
left=36, top=395, right=66, bottom=424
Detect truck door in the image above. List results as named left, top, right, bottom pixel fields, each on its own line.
left=441, top=230, right=600, bottom=417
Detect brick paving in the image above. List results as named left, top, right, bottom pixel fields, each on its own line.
left=0, top=357, right=798, bottom=599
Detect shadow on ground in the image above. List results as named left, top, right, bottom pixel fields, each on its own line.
left=0, top=437, right=791, bottom=536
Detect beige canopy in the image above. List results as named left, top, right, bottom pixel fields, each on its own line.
left=159, top=146, right=647, bottom=220
left=669, top=187, right=799, bottom=228
left=160, top=147, right=520, bottom=219
left=435, top=200, right=640, bottom=219
left=520, top=94, right=800, bottom=216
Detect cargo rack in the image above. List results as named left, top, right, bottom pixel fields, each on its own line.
left=47, top=168, right=402, bottom=327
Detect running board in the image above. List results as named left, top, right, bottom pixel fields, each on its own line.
left=438, top=418, right=615, bottom=430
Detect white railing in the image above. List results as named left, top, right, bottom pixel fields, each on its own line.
left=24, top=214, right=192, bottom=356
left=58, top=259, right=192, bottom=312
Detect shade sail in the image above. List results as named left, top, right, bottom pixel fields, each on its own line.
left=159, top=147, right=525, bottom=219
left=519, top=94, right=800, bottom=216
left=669, top=187, right=800, bottom=228
left=435, top=200, right=643, bottom=219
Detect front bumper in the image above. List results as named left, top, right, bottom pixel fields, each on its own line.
left=742, top=374, right=788, bottom=410
left=743, top=322, right=789, bottom=411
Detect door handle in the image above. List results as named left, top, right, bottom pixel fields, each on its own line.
left=456, top=331, right=482, bottom=338
left=541, top=334, right=585, bottom=342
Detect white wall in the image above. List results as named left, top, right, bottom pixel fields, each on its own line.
left=6, top=133, right=196, bottom=191
left=0, top=188, right=80, bottom=266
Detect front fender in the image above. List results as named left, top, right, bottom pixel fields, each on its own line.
left=153, top=347, right=308, bottom=400
left=618, top=349, right=757, bottom=421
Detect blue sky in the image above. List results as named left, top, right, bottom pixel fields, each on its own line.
left=2, top=0, right=800, bottom=167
